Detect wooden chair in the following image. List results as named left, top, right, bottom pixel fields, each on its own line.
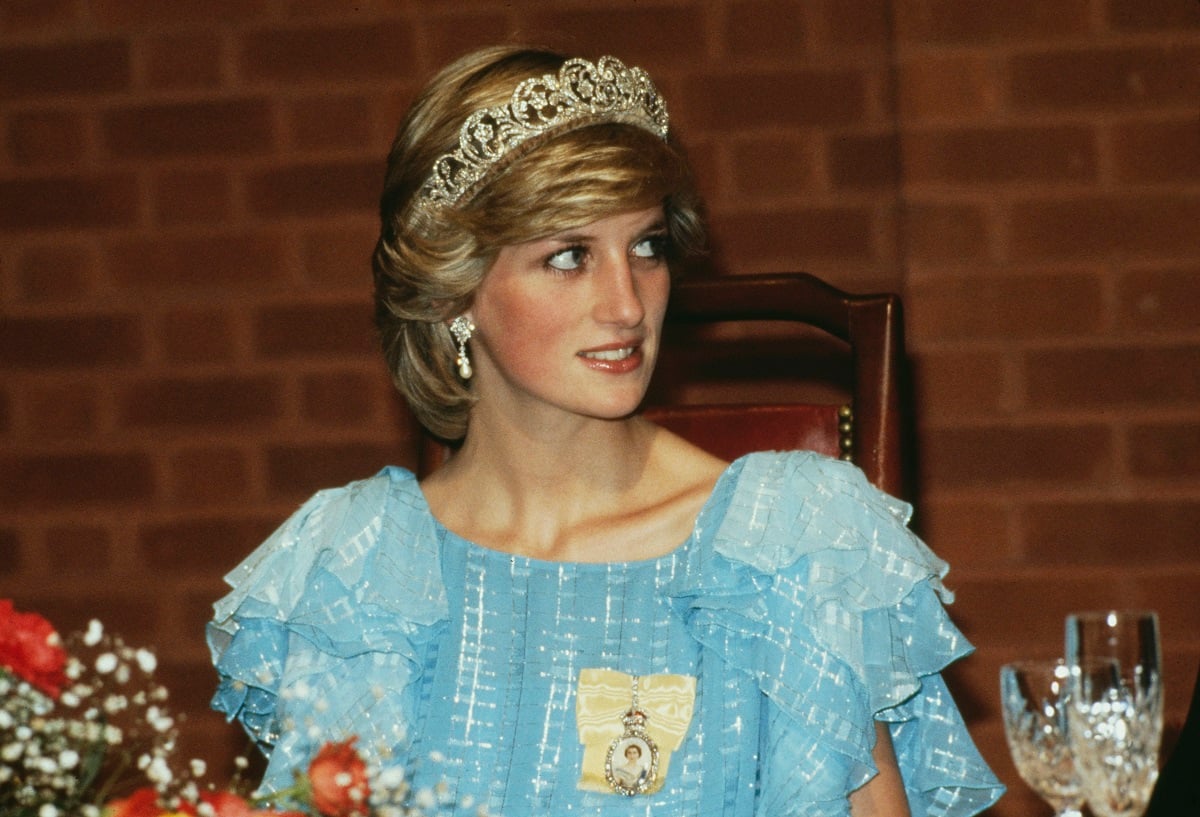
left=419, top=272, right=908, bottom=498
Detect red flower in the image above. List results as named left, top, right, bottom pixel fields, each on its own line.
left=201, top=791, right=305, bottom=817
left=307, top=739, right=371, bottom=817
left=103, top=787, right=194, bottom=817
left=0, top=599, right=68, bottom=698
left=201, top=791, right=304, bottom=815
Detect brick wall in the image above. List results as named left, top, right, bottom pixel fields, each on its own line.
left=1, top=2, right=1197, bottom=814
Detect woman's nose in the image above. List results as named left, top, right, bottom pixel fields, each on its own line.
left=593, top=258, right=645, bottom=327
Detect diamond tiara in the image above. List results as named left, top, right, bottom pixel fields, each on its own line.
left=416, top=55, right=670, bottom=210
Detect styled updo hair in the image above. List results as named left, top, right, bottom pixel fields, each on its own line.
left=372, top=45, right=705, bottom=441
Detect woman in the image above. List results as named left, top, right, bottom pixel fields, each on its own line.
left=208, top=46, right=1003, bottom=816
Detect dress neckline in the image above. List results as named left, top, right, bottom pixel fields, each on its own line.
left=406, top=456, right=747, bottom=572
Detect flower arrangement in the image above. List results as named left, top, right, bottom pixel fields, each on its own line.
left=1, top=601, right=474, bottom=817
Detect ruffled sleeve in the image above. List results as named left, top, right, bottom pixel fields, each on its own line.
left=668, top=451, right=1003, bottom=816
left=205, top=466, right=447, bottom=793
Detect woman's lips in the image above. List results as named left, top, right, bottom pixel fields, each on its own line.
left=578, top=343, right=644, bottom=373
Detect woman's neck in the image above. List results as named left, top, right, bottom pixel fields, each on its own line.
left=420, top=413, right=721, bottom=562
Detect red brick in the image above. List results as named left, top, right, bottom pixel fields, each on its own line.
left=1024, top=500, right=1200, bottom=565
left=1106, top=0, right=1200, bottom=30
left=1009, top=194, right=1200, bottom=260
left=420, top=11, right=514, bottom=69
left=895, top=0, right=1091, bottom=43
left=904, top=125, right=1098, bottom=185
left=7, top=109, right=87, bottom=166
left=24, top=382, right=101, bottom=439
left=143, top=32, right=225, bottom=90
left=1116, top=266, right=1200, bottom=333
left=725, top=1, right=807, bottom=58
left=0, top=314, right=142, bottom=369
left=301, top=224, right=378, bottom=289
left=0, top=39, right=129, bottom=99
left=117, top=375, right=283, bottom=429
left=526, top=7, right=706, bottom=68
left=93, top=0, right=270, bottom=25
left=1025, top=345, right=1200, bottom=408
left=102, top=98, right=274, bottom=159
left=16, top=244, right=97, bottom=301
left=140, top=517, right=273, bottom=571
left=949, top=573, right=1134, bottom=649
left=917, top=498, right=1015, bottom=568
left=44, top=526, right=113, bottom=574
left=301, top=370, right=376, bottom=425
left=912, top=350, right=1007, bottom=418
left=0, top=0, right=81, bottom=29
left=240, top=21, right=418, bottom=82
left=902, top=203, right=990, bottom=263
left=1112, top=117, right=1200, bottom=183
left=810, top=0, right=890, bottom=50
left=286, top=94, right=373, bottom=150
left=246, top=159, right=379, bottom=218
left=908, top=271, right=1104, bottom=342
left=156, top=308, right=236, bottom=364
left=0, top=527, right=20, bottom=574
left=711, top=207, right=875, bottom=268
left=898, top=54, right=995, bottom=121
left=8, top=595, right=159, bottom=645
left=0, top=174, right=139, bottom=232
left=254, top=301, right=376, bottom=358
left=920, top=424, right=1113, bottom=489
left=0, top=452, right=155, bottom=508
left=150, top=168, right=235, bottom=225
left=281, top=0, right=407, bottom=16
left=683, top=69, right=867, bottom=131
left=1128, top=422, right=1200, bottom=479
left=266, top=441, right=398, bottom=498
left=1010, top=44, right=1200, bottom=111
left=107, top=232, right=289, bottom=291
left=829, top=132, right=899, bottom=190
left=729, top=136, right=816, bottom=197
left=167, top=447, right=252, bottom=505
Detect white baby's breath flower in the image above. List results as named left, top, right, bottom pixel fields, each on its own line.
left=83, top=619, right=104, bottom=646
left=189, top=758, right=207, bottom=777
left=38, top=803, right=59, bottom=817
left=135, top=648, right=157, bottom=673
left=94, top=652, right=118, bottom=674
left=58, top=749, right=80, bottom=769
left=146, top=754, right=173, bottom=784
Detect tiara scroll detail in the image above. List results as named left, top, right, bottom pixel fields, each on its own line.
left=417, top=56, right=670, bottom=210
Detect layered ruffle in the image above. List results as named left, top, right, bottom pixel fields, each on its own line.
left=206, top=467, right=446, bottom=792
left=667, top=452, right=1002, bottom=816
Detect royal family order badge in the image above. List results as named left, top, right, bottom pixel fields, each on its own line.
left=605, top=694, right=660, bottom=795
left=575, top=669, right=695, bottom=796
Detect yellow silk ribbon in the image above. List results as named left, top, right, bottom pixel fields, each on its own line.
left=576, top=668, right=697, bottom=794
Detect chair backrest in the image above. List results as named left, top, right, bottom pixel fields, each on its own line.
left=418, top=272, right=907, bottom=498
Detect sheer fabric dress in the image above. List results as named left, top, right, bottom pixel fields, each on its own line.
left=208, top=451, right=1003, bottom=816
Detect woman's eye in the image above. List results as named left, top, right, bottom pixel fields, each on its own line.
left=632, top=235, right=669, bottom=260
left=546, top=246, right=586, bottom=272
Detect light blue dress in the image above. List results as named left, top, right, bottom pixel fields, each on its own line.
left=208, top=451, right=1003, bottom=816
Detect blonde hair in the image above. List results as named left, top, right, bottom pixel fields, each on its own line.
left=372, top=45, right=705, bottom=441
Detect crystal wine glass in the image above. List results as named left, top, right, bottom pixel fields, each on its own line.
left=1000, top=659, right=1085, bottom=817
left=1065, top=610, right=1164, bottom=817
